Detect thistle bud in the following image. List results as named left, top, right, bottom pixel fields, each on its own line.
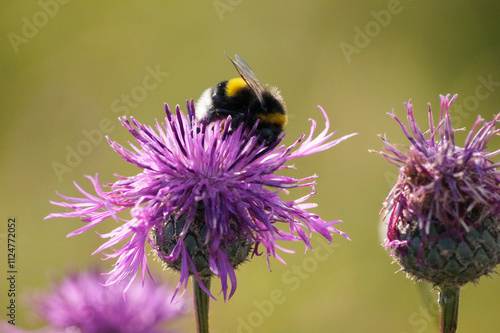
left=151, top=206, right=252, bottom=277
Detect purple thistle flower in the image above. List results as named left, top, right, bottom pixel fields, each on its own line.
left=46, top=101, right=356, bottom=300
left=0, top=270, right=188, bottom=333
left=374, top=94, right=500, bottom=286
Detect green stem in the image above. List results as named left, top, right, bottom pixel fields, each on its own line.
left=193, top=276, right=211, bottom=333
left=438, top=285, right=460, bottom=333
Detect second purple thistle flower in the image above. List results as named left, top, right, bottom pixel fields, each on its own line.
left=47, top=55, right=357, bottom=301
left=374, top=94, right=500, bottom=287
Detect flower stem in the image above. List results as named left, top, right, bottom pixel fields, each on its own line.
left=193, top=276, right=211, bottom=333
left=438, top=285, right=460, bottom=333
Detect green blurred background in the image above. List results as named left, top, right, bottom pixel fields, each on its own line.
left=2, top=1, right=500, bottom=332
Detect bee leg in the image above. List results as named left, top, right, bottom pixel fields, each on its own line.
left=230, top=112, right=249, bottom=131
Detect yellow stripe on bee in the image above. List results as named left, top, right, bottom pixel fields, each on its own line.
left=225, top=78, right=247, bottom=97
left=257, top=113, right=287, bottom=126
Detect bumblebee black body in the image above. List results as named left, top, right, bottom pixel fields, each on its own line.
left=195, top=55, right=287, bottom=145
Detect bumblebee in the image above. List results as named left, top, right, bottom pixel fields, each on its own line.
left=195, top=54, right=287, bottom=145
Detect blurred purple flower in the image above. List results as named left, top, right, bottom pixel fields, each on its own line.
left=46, top=101, right=355, bottom=300
left=1, top=270, right=188, bottom=333
left=374, top=94, right=500, bottom=285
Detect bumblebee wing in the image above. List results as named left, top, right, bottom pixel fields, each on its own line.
left=227, top=54, right=265, bottom=105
